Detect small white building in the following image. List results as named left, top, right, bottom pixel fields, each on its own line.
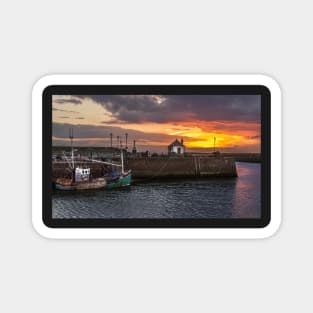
left=168, top=138, right=186, bottom=156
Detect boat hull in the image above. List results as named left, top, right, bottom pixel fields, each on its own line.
left=107, top=173, right=132, bottom=189
left=54, top=173, right=131, bottom=191
left=55, top=178, right=107, bottom=191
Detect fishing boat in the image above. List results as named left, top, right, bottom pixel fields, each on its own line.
left=54, top=148, right=109, bottom=191
left=107, top=170, right=132, bottom=189
left=54, top=128, right=131, bottom=191
left=88, top=150, right=132, bottom=190
left=54, top=168, right=108, bottom=191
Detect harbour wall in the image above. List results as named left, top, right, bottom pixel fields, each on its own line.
left=52, top=156, right=237, bottom=179
left=127, top=157, right=237, bottom=178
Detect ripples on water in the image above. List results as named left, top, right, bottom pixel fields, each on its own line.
left=52, top=162, right=261, bottom=219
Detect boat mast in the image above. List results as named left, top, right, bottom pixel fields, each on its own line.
left=69, top=128, right=74, bottom=169
left=121, top=148, right=124, bottom=174
left=125, top=133, right=128, bottom=150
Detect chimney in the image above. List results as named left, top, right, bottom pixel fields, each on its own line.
left=181, top=137, right=184, bottom=145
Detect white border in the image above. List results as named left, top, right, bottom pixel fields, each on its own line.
left=32, top=75, right=281, bottom=239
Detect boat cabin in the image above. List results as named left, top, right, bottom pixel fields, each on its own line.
left=75, top=167, right=90, bottom=182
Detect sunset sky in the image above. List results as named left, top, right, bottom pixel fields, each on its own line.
left=52, top=94, right=261, bottom=153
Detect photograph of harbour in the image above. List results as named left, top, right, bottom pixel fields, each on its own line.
left=52, top=94, right=261, bottom=219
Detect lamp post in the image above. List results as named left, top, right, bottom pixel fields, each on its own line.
left=125, top=133, right=128, bottom=150
left=213, top=136, right=216, bottom=153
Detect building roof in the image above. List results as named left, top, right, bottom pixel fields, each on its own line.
left=168, top=139, right=185, bottom=148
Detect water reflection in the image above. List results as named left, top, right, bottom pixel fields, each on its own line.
left=233, top=162, right=261, bottom=218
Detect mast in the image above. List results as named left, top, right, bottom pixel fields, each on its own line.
left=121, top=148, right=124, bottom=174
left=69, top=128, right=75, bottom=182
left=213, top=136, right=216, bottom=153
left=125, top=133, right=128, bottom=150
left=69, top=128, right=74, bottom=169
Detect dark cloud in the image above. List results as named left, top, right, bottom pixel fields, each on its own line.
left=52, top=108, right=80, bottom=114
left=52, top=122, right=173, bottom=143
left=54, top=98, right=82, bottom=105
left=76, top=95, right=260, bottom=123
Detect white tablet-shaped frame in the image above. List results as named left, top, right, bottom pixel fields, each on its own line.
left=32, top=75, right=281, bottom=239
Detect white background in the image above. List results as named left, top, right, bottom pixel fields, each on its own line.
left=0, top=1, right=311, bottom=312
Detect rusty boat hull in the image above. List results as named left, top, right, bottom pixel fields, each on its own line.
left=54, top=177, right=107, bottom=191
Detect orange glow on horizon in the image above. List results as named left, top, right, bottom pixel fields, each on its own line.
left=164, top=121, right=260, bottom=150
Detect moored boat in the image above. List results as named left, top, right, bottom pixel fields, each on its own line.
left=54, top=167, right=108, bottom=191
left=107, top=170, right=132, bottom=189
left=53, top=128, right=131, bottom=191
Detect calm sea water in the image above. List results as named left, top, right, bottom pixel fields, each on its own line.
left=52, top=162, right=261, bottom=219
